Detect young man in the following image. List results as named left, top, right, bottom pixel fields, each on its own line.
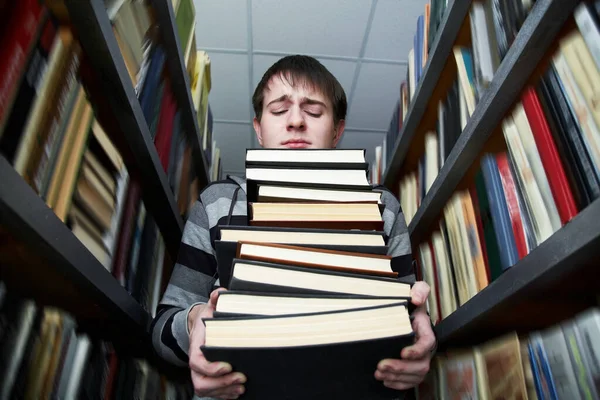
left=151, top=55, right=436, bottom=399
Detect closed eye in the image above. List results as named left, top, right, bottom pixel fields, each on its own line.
left=272, top=110, right=287, bottom=115
left=305, top=111, right=322, bottom=117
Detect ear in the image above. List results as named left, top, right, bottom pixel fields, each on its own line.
left=253, top=117, right=264, bottom=147
left=332, top=119, right=345, bottom=148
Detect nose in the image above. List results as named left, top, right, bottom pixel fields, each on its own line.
left=286, top=106, right=306, bottom=132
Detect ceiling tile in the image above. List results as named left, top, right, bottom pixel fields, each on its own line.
left=252, top=0, right=372, bottom=57
left=347, top=62, right=406, bottom=130
left=214, top=122, right=254, bottom=172
left=252, top=55, right=357, bottom=99
left=338, top=131, right=385, bottom=165
left=364, top=0, right=426, bottom=61
left=207, top=53, right=251, bottom=121
left=193, top=0, right=248, bottom=50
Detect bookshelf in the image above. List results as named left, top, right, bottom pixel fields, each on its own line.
left=407, top=0, right=581, bottom=244
left=0, top=156, right=148, bottom=345
left=435, top=197, right=600, bottom=349
left=381, top=0, right=598, bottom=351
left=382, top=0, right=472, bottom=188
left=150, top=0, right=211, bottom=189
left=64, top=0, right=188, bottom=259
left=0, top=0, right=206, bottom=391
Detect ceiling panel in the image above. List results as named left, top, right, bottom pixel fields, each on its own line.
left=252, top=55, right=357, bottom=99
left=207, top=53, right=251, bottom=121
left=251, top=0, right=372, bottom=57
left=338, top=130, right=385, bottom=165
left=213, top=122, right=253, bottom=173
left=346, top=62, right=407, bottom=130
left=364, top=0, right=426, bottom=61
left=193, top=0, right=248, bottom=50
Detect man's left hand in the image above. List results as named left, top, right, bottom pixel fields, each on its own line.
left=374, top=281, right=437, bottom=391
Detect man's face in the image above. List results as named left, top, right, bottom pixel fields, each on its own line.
left=253, top=75, right=345, bottom=149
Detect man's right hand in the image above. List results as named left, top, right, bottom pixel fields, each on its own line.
left=188, top=288, right=247, bottom=399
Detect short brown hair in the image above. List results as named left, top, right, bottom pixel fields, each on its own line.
left=252, top=55, right=347, bottom=125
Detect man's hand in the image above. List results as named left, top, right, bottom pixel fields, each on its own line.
left=374, top=282, right=436, bottom=391
left=188, top=288, right=247, bottom=399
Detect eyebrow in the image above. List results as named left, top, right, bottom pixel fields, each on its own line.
left=266, top=94, right=327, bottom=108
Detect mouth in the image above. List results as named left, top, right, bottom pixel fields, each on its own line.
left=282, top=140, right=311, bottom=149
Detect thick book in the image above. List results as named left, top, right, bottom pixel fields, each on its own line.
left=245, top=148, right=368, bottom=170
left=480, top=154, right=519, bottom=270
left=229, top=259, right=412, bottom=298
left=214, top=291, right=409, bottom=318
left=236, top=241, right=396, bottom=277
left=248, top=202, right=384, bottom=231
left=202, top=304, right=414, bottom=400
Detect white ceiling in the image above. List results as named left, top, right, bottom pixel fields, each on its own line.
left=193, top=0, right=427, bottom=177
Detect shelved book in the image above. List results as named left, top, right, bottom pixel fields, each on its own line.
left=205, top=148, right=415, bottom=399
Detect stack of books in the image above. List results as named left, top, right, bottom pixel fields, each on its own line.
left=202, top=149, right=415, bottom=399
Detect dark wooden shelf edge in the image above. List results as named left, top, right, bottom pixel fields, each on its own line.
left=64, top=0, right=183, bottom=259
left=382, top=0, right=472, bottom=188
left=151, top=0, right=210, bottom=189
left=409, top=0, right=580, bottom=244
left=435, top=198, right=600, bottom=348
left=0, top=156, right=149, bottom=335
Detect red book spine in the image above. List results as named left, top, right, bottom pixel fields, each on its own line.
left=428, top=240, right=443, bottom=325
left=522, top=87, right=578, bottom=223
left=496, top=153, right=528, bottom=259
left=0, top=0, right=46, bottom=128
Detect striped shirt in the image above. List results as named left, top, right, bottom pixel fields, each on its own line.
left=151, top=175, right=414, bottom=371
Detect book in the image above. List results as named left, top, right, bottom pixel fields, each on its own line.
left=202, top=303, right=414, bottom=400
left=229, top=259, right=412, bottom=298
left=248, top=202, right=384, bottom=231
left=256, top=184, right=382, bottom=203
left=236, top=241, right=397, bottom=277
left=214, top=291, right=408, bottom=317
left=246, top=148, right=367, bottom=168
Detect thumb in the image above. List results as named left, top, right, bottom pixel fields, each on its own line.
left=209, top=287, right=227, bottom=308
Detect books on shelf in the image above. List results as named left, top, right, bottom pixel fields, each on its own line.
left=204, top=148, right=414, bottom=399
left=382, top=0, right=536, bottom=190
left=422, top=307, right=600, bottom=400
left=0, top=284, right=192, bottom=399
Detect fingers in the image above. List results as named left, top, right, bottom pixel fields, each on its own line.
left=376, top=358, right=430, bottom=377
left=192, top=370, right=246, bottom=398
left=401, top=311, right=436, bottom=360
left=410, top=281, right=430, bottom=307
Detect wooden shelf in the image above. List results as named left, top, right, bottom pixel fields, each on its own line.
left=407, top=0, right=580, bottom=245
left=64, top=0, right=183, bottom=259
left=435, top=198, right=600, bottom=349
left=382, top=0, right=472, bottom=188
left=151, top=0, right=210, bottom=189
left=0, top=156, right=149, bottom=348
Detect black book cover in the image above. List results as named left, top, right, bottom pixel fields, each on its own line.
left=215, top=240, right=388, bottom=289
left=228, top=259, right=411, bottom=298
left=492, top=0, right=509, bottom=58
left=202, top=305, right=414, bottom=400
left=246, top=179, right=373, bottom=203
left=539, top=66, right=600, bottom=205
